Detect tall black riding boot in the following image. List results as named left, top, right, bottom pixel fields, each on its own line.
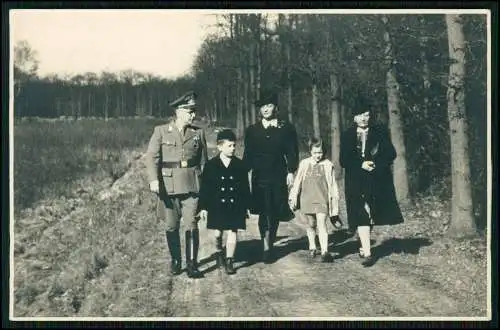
left=185, top=230, right=203, bottom=278
left=165, top=230, right=182, bottom=275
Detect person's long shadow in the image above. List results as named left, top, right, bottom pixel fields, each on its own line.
left=232, top=235, right=315, bottom=270
left=332, top=236, right=433, bottom=266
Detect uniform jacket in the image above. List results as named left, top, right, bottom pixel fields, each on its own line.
left=145, top=121, right=208, bottom=196
left=288, top=157, right=340, bottom=217
left=198, top=154, right=251, bottom=230
left=339, top=123, right=404, bottom=228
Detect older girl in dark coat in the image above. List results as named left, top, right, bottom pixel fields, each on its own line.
left=339, top=109, right=404, bottom=267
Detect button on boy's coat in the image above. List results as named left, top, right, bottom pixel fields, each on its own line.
left=198, top=155, right=251, bottom=231
left=145, top=121, right=208, bottom=195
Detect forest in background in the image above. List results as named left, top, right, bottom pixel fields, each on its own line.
left=14, top=13, right=488, bottom=237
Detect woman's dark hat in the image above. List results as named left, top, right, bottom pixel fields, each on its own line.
left=255, top=91, right=278, bottom=108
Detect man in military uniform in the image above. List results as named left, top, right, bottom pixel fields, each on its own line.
left=145, top=91, right=208, bottom=278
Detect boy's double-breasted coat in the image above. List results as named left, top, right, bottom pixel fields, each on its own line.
left=198, top=155, right=251, bottom=231
left=339, top=123, right=404, bottom=230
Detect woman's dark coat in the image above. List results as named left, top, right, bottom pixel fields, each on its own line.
left=198, top=155, right=251, bottom=230
left=339, top=123, right=404, bottom=230
left=242, top=119, right=299, bottom=222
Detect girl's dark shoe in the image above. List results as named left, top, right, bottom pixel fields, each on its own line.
left=361, top=255, right=376, bottom=267
left=309, top=249, right=319, bottom=259
left=320, top=252, right=334, bottom=263
left=225, top=258, right=236, bottom=275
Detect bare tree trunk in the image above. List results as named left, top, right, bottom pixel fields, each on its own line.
left=311, top=83, right=320, bottom=139
left=256, top=14, right=262, bottom=115
left=104, top=88, right=109, bottom=121
left=285, top=34, right=293, bottom=123
left=330, top=73, right=342, bottom=178
left=445, top=14, right=476, bottom=237
left=382, top=15, right=410, bottom=205
left=249, top=39, right=256, bottom=124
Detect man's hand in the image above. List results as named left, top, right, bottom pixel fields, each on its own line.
left=199, top=210, right=208, bottom=222
left=149, top=180, right=160, bottom=194
left=361, top=161, right=376, bottom=172
left=286, top=173, right=294, bottom=188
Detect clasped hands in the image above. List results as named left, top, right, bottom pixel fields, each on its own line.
left=361, top=161, right=376, bottom=172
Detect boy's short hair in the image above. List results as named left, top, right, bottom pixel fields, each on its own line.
left=216, top=129, right=237, bottom=145
left=308, top=137, right=327, bottom=154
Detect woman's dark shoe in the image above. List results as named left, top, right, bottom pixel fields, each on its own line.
left=225, top=258, right=236, bottom=275
left=361, top=255, right=376, bottom=267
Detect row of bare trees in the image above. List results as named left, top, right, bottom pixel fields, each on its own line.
left=14, top=41, right=195, bottom=119
left=190, top=13, right=487, bottom=238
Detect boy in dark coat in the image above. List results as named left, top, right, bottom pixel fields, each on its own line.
left=198, top=129, right=251, bottom=275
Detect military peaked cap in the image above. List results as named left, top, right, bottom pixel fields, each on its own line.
left=170, top=91, right=197, bottom=109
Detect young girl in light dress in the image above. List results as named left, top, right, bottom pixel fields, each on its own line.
left=289, top=138, right=340, bottom=262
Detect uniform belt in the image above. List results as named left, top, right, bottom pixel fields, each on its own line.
left=162, top=160, right=197, bottom=168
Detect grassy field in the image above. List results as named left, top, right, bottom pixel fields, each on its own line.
left=13, top=117, right=168, bottom=214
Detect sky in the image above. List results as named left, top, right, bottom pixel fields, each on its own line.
left=11, top=10, right=219, bottom=79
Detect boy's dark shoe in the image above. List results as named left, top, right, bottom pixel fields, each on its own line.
left=225, top=258, right=236, bottom=275
left=263, top=250, right=274, bottom=264
left=216, top=251, right=225, bottom=268
left=186, top=260, right=204, bottom=278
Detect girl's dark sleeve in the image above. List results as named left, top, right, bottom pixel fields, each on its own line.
left=285, top=123, right=299, bottom=174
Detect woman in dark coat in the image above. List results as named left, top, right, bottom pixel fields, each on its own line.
left=242, top=92, right=299, bottom=264
left=339, top=107, right=404, bottom=267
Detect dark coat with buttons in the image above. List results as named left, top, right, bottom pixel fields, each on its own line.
left=198, top=154, right=251, bottom=230
left=242, top=119, right=299, bottom=221
left=339, top=123, right=404, bottom=230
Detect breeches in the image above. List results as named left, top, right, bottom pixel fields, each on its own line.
left=157, top=193, right=199, bottom=232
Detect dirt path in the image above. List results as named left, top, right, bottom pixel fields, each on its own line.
left=162, top=215, right=478, bottom=318
left=13, top=125, right=488, bottom=319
